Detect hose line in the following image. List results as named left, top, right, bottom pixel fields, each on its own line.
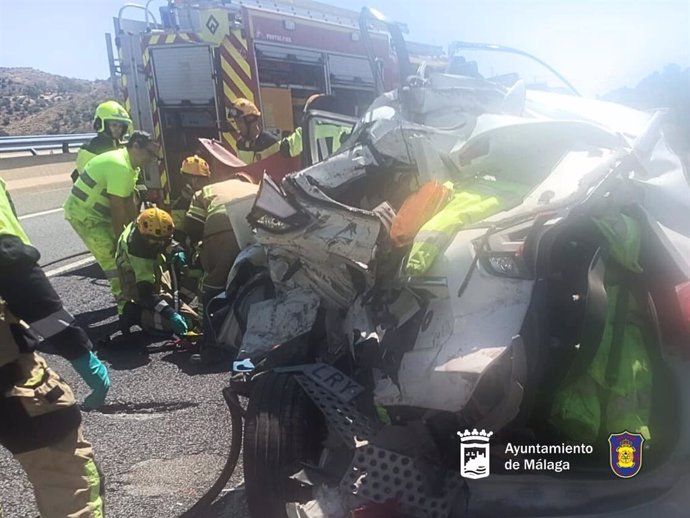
left=178, top=387, right=244, bottom=517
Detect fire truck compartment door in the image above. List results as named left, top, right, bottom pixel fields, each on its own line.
left=149, top=45, right=216, bottom=105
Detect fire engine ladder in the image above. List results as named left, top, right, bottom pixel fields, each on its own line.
left=105, top=32, right=121, bottom=98
left=106, top=4, right=161, bottom=98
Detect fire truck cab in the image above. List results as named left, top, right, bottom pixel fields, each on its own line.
left=107, top=0, right=442, bottom=204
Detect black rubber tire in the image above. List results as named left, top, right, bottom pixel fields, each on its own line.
left=243, top=373, right=323, bottom=518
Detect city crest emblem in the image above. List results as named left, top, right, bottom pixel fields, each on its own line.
left=609, top=431, right=644, bottom=478
left=457, top=429, right=493, bottom=479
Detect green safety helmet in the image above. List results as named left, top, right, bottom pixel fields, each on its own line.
left=93, top=101, right=132, bottom=134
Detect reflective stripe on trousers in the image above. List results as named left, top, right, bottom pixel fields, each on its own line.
left=2, top=352, right=104, bottom=517
left=15, top=426, right=105, bottom=518
left=30, top=308, right=75, bottom=340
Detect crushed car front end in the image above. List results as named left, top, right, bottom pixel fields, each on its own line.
left=221, top=68, right=690, bottom=517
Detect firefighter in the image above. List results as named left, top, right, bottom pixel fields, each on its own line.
left=116, top=207, right=198, bottom=336
left=170, top=156, right=211, bottom=306
left=185, top=173, right=259, bottom=364
left=227, top=98, right=280, bottom=164
left=64, top=131, right=160, bottom=312
left=71, top=101, right=149, bottom=206
left=71, top=100, right=132, bottom=183
left=280, top=93, right=351, bottom=159
left=170, top=155, right=211, bottom=230
left=0, top=178, right=107, bottom=517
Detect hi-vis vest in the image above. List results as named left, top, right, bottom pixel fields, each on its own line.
left=549, top=213, right=653, bottom=444
left=64, top=148, right=139, bottom=221
left=75, top=149, right=98, bottom=176
left=74, top=134, right=120, bottom=175
left=0, top=181, right=31, bottom=368
left=0, top=178, right=31, bottom=245
left=405, top=177, right=530, bottom=276
left=115, top=222, right=165, bottom=297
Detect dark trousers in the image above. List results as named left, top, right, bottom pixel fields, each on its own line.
left=201, top=287, right=224, bottom=350
left=0, top=262, right=90, bottom=361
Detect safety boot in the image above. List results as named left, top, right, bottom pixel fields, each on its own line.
left=189, top=345, right=228, bottom=366
left=118, top=302, right=140, bottom=335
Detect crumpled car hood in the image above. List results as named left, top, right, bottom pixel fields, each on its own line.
left=243, top=74, right=689, bottom=416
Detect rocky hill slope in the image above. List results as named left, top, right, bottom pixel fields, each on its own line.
left=0, top=67, right=114, bottom=136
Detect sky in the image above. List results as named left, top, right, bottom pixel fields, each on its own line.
left=0, top=0, right=688, bottom=97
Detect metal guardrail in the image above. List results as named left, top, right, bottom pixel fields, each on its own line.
left=0, top=134, right=96, bottom=156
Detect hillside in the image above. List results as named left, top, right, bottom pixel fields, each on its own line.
left=601, top=64, right=690, bottom=155
left=602, top=64, right=690, bottom=112
left=0, top=67, right=114, bottom=136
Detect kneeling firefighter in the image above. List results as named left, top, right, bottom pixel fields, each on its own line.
left=116, top=207, right=198, bottom=336
left=0, top=178, right=107, bottom=517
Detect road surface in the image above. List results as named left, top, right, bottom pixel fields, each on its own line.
left=0, top=159, right=249, bottom=518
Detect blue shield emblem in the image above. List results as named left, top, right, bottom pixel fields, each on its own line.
left=609, top=431, right=644, bottom=478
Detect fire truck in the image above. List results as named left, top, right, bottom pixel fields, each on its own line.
left=106, top=0, right=444, bottom=203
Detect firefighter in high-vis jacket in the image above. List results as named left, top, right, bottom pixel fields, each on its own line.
left=116, top=208, right=198, bottom=336
left=185, top=174, right=259, bottom=364
left=64, top=131, right=160, bottom=312
left=0, top=178, right=107, bottom=517
left=71, top=100, right=132, bottom=183
left=227, top=98, right=280, bottom=164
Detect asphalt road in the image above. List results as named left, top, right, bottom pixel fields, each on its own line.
left=0, top=161, right=249, bottom=518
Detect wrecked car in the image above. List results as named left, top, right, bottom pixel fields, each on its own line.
left=203, top=26, right=690, bottom=518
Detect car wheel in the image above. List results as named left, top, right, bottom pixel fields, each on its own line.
left=244, top=372, right=325, bottom=518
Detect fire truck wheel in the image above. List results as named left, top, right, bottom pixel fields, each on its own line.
left=243, top=372, right=325, bottom=518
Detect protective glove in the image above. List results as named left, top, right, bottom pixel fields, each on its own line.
left=70, top=351, right=111, bottom=409
left=169, top=312, right=189, bottom=335
left=171, top=251, right=187, bottom=267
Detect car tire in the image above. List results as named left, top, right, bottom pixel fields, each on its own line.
left=244, top=372, right=324, bottom=518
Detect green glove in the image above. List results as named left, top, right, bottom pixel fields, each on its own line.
left=70, top=351, right=110, bottom=409
left=172, top=251, right=187, bottom=267
left=169, top=312, right=189, bottom=335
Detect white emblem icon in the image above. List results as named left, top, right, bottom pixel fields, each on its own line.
left=457, top=429, right=493, bottom=479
